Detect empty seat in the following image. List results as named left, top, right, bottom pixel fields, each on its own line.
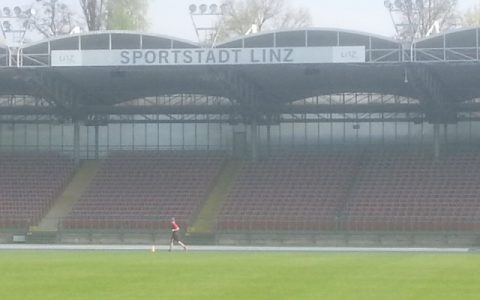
left=64, top=151, right=226, bottom=230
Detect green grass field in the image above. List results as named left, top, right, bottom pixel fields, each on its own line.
left=1, top=251, right=479, bottom=300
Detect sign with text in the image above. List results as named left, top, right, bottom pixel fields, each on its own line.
left=51, top=46, right=365, bottom=67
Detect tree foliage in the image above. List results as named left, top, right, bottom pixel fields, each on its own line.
left=30, top=0, right=80, bottom=38
left=105, top=0, right=148, bottom=31
left=385, top=0, right=458, bottom=41
left=78, top=0, right=107, bottom=31
left=215, top=0, right=312, bottom=43
left=463, top=4, right=480, bottom=27
left=78, top=0, right=148, bottom=31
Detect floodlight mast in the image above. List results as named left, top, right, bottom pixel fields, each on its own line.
left=384, top=0, right=419, bottom=61
left=188, top=2, right=226, bottom=47
left=0, top=6, right=34, bottom=47
left=384, top=0, right=416, bottom=42
left=384, top=0, right=446, bottom=61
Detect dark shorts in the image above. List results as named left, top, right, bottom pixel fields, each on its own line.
left=171, top=231, right=179, bottom=242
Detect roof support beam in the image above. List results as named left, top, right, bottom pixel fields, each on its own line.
left=206, top=69, right=269, bottom=124
left=405, top=63, right=458, bottom=123
left=20, top=70, right=93, bottom=121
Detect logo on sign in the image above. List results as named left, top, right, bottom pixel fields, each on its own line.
left=58, top=54, right=76, bottom=63
left=341, top=50, right=358, bottom=58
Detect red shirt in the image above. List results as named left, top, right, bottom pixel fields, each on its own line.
left=171, top=221, right=180, bottom=232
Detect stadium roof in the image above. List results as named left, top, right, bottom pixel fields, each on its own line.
left=19, top=31, right=200, bottom=67
left=14, top=29, right=408, bottom=104
left=1, top=28, right=480, bottom=123
left=414, top=27, right=480, bottom=61
left=217, top=28, right=402, bottom=63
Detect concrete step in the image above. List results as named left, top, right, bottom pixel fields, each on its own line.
left=189, top=160, right=243, bottom=234
left=37, top=160, right=100, bottom=231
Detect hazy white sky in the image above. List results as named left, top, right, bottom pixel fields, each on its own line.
left=4, top=0, right=480, bottom=43
left=148, top=0, right=480, bottom=42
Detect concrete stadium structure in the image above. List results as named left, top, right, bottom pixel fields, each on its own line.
left=1, top=28, right=480, bottom=159
left=1, top=28, right=480, bottom=246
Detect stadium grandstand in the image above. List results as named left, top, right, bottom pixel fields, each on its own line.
left=1, top=28, right=480, bottom=246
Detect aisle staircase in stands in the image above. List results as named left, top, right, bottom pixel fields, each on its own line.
left=29, top=160, right=100, bottom=243
left=187, top=160, right=243, bottom=244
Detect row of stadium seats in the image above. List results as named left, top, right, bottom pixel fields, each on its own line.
left=62, top=151, right=226, bottom=230
left=217, top=152, right=358, bottom=231
left=0, top=152, right=75, bottom=229
left=1, top=149, right=480, bottom=232
left=343, top=149, right=480, bottom=231
left=217, top=148, right=480, bottom=232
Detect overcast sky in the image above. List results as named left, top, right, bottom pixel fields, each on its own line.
left=152, top=0, right=480, bottom=42
left=149, top=0, right=480, bottom=41
left=4, top=0, right=480, bottom=43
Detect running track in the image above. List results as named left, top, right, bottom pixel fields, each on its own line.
left=0, top=244, right=477, bottom=253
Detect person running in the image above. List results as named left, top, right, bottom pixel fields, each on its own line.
left=169, top=217, right=187, bottom=251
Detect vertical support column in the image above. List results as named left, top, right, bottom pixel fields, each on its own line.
left=94, top=124, right=99, bottom=160
left=433, top=123, right=440, bottom=160
left=250, top=119, right=258, bottom=161
left=8, top=47, right=12, bottom=67
left=73, top=119, right=80, bottom=167
left=443, top=123, right=448, bottom=146
left=266, top=123, right=271, bottom=155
